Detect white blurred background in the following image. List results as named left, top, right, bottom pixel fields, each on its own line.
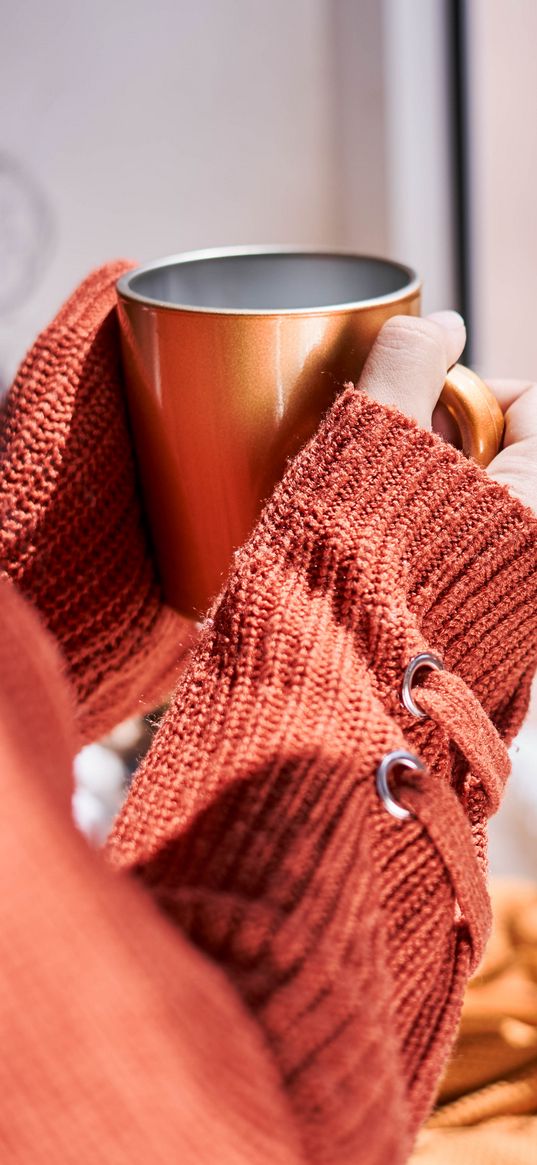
left=0, top=0, right=459, bottom=383
left=3, top=0, right=537, bottom=868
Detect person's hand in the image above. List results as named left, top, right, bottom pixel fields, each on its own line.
left=358, top=310, right=537, bottom=517
left=485, top=380, right=537, bottom=516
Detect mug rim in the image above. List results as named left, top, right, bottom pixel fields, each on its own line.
left=116, top=245, right=421, bottom=317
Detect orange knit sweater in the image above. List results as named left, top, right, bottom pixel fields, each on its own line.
left=1, top=265, right=537, bottom=1164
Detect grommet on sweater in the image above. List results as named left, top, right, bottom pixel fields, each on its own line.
left=401, top=652, right=444, bottom=718
left=375, top=748, right=425, bottom=819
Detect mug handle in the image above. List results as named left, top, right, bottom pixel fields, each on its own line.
left=439, top=363, right=504, bottom=467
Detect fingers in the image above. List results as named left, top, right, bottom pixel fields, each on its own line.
left=358, top=310, right=466, bottom=430
left=487, top=444, right=537, bottom=515
left=487, top=383, right=537, bottom=516
left=486, top=381, right=537, bottom=443
left=483, top=379, right=535, bottom=414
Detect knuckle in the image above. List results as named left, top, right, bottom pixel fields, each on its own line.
left=376, top=315, right=446, bottom=362
left=522, top=383, right=537, bottom=403
left=510, top=388, right=537, bottom=426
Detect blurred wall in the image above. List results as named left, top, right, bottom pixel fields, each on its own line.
left=382, top=0, right=457, bottom=318
left=0, top=0, right=382, bottom=383
left=1, top=0, right=459, bottom=387
left=466, top=0, right=537, bottom=377
left=465, top=0, right=537, bottom=880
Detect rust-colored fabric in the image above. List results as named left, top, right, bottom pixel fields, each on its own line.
left=0, top=577, right=302, bottom=1165
left=411, top=881, right=537, bottom=1164
left=0, top=262, right=195, bottom=745
left=2, top=265, right=537, bottom=1164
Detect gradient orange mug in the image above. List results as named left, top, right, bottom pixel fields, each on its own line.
left=116, top=246, right=504, bottom=618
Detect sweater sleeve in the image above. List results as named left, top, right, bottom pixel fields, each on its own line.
left=0, top=576, right=304, bottom=1165
left=106, top=387, right=537, bottom=1165
left=0, top=263, right=196, bottom=745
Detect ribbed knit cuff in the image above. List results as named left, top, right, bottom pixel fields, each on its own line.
left=250, top=387, right=537, bottom=743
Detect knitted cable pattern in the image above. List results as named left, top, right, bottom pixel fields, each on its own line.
left=0, top=263, right=194, bottom=743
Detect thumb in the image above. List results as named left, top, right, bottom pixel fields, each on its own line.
left=358, top=310, right=467, bottom=431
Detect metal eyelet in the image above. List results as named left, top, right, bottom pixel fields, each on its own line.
left=375, top=749, right=426, bottom=820
left=401, top=652, right=444, bottom=719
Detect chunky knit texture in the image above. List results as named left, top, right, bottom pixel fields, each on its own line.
left=0, top=263, right=195, bottom=744
left=106, top=378, right=537, bottom=1163
left=0, top=578, right=302, bottom=1165
left=2, top=265, right=537, bottom=1164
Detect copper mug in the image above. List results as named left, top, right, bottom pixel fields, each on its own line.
left=117, top=246, right=503, bottom=618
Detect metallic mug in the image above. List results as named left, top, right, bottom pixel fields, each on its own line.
left=116, top=246, right=504, bottom=618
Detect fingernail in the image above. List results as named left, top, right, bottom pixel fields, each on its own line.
left=427, top=310, right=465, bottom=331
